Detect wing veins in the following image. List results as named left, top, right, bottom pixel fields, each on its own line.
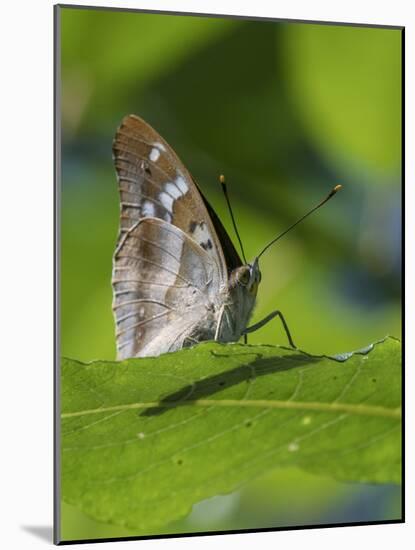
left=113, top=281, right=189, bottom=291
left=116, top=303, right=174, bottom=324
left=129, top=236, right=181, bottom=265
left=115, top=154, right=180, bottom=196
left=113, top=298, right=174, bottom=311
left=115, top=130, right=171, bottom=153
left=149, top=221, right=219, bottom=271
left=119, top=189, right=168, bottom=212
left=116, top=310, right=171, bottom=338
left=114, top=253, right=203, bottom=292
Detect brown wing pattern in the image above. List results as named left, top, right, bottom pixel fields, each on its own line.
left=112, top=114, right=227, bottom=278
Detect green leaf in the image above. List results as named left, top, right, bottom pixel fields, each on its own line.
left=61, top=337, right=401, bottom=532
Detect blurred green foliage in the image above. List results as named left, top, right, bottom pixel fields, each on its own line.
left=285, top=24, right=401, bottom=174
left=59, top=6, right=402, bottom=542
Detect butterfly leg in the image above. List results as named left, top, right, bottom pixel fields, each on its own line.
left=214, top=306, right=226, bottom=341
left=243, top=310, right=296, bottom=348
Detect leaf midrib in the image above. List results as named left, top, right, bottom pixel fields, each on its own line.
left=61, top=398, right=401, bottom=420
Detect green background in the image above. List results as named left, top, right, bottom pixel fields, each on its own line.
left=59, top=6, right=402, bottom=541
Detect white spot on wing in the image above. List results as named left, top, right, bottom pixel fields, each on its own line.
left=153, top=141, right=166, bottom=152
left=142, top=200, right=155, bottom=217
left=191, top=223, right=212, bottom=250
left=159, top=191, right=174, bottom=212
left=175, top=175, right=188, bottom=194
left=165, top=182, right=182, bottom=199
left=149, top=147, right=160, bottom=162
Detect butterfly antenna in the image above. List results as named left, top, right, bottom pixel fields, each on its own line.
left=219, top=174, right=247, bottom=264
left=257, top=184, right=342, bottom=260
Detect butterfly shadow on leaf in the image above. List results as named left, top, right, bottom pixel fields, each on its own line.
left=140, top=351, right=320, bottom=417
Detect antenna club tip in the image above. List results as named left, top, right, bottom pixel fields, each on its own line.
left=333, top=184, right=342, bottom=192
left=219, top=174, right=226, bottom=184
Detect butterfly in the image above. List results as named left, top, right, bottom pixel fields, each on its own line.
left=112, top=114, right=340, bottom=359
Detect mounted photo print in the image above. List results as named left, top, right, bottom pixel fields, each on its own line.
left=54, top=4, right=403, bottom=545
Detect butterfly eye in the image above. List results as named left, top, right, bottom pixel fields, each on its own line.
left=238, top=269, right=250, bottom=286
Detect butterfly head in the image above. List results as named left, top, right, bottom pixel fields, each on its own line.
left=230, top=258, right=262, bottom=297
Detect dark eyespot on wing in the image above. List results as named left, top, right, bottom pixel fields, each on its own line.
left=201, top=239, right=213, bottom=251
left=188, top=221, right=215, bottom=252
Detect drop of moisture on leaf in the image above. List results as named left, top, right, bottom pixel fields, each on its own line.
left=288, top=442, right=299, bottom=452
left=333, top=343, right=374, bottom=362
left=334, top=352, right=353, bottom=362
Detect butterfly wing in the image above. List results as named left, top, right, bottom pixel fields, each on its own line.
left=113, top=218, right=222, bottom=358
left=113, top=114, right=230, bottom=276
left=112, top=114, right=233, bottom=357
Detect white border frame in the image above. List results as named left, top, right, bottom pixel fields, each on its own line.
left=1, top=1, right=411, bottom=549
